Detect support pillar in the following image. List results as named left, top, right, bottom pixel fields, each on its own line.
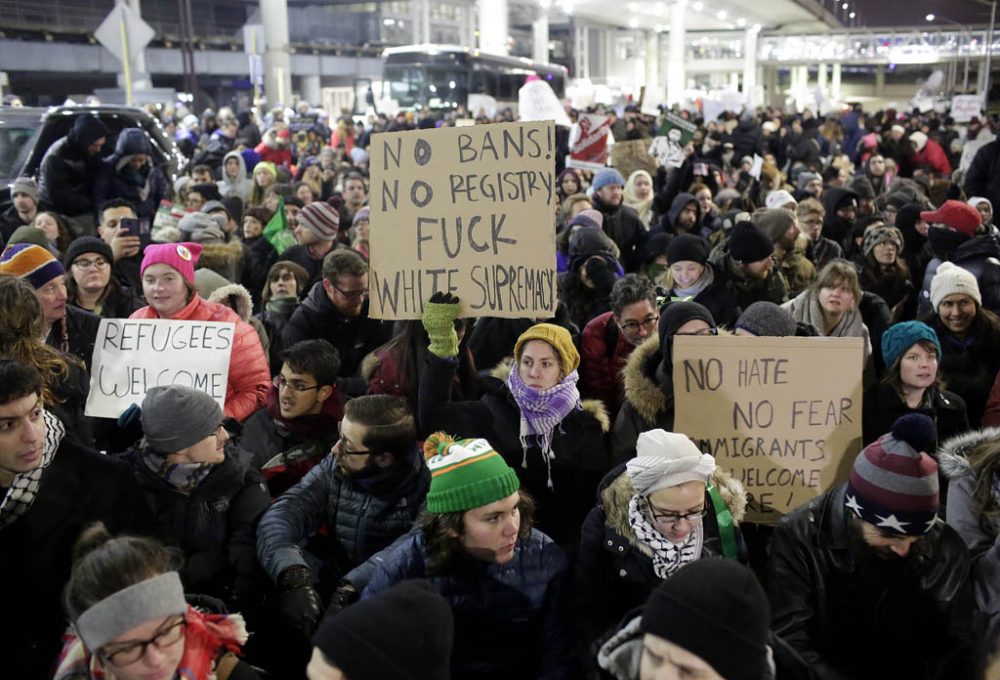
left=299, top=74, right=321, bottom=106
left=797, top=65, right=809, bottom=93
left=875, top=64, right=885, bottom=94
left=743, top=27, right=758, bottom=105
left=411, top=0, right=430, bottom=44
left=666, top=0, right=686, bottom=106
left=478, top=0, right=508, bottom=55
left=645, top=30, right=660, bottom=103
left=817, top=62, right=828, bottom=95
left=532, top=9, right=549, bottom=63
left=573, top=21, right=589, bottom=79
left=261, top=0, right=292, bottom=107
left=832, top=62, right=842, bottom=100
left=730, top=72, right=741, bottom=89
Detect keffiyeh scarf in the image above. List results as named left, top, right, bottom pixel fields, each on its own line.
left=627, top=494, right=704, bottom=579
left=139, top=443, right=213, bottom=493
left=506, top=366, right=582, bottom=489
left=0, top=410, right=65, bottom=529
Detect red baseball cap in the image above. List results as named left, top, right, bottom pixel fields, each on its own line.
left=920, top=200, right=981, bottom=237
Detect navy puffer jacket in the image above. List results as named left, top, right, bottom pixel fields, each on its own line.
left=92, top=127, right=169, bottom=219
left=362, top=528, right=577, bottom=680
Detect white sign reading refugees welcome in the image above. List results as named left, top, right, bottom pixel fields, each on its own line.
left=85, top=318, right=233, bottom=418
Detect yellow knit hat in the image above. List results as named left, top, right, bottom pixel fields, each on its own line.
left=513, top=323, right=579, bottom=374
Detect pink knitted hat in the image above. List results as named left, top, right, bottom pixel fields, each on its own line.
left=140, top=242, right=203, bottom=284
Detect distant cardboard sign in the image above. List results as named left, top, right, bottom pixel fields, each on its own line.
left=673, top=336, right=864, bottom=523
left=610, top=139, right=658, bottom=181
left=649, top=112, right=697, bottom=168
left=951, top=94, right=983, bottom=123
left=85, top=319, right=233, bottom=418
left=567, top=113, right=612, bottom=170
left=368, top=121, right=557, bottom=320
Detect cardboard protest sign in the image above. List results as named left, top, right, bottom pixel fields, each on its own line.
left=610, top=139, right=658, bottom=181
left=648, top=112, right=697, bottom=168
left=567, top=113, right=612, bottom=170
left=85, top=318, right=234, bottom=418
left=673, top=336, right=864, bottom=523
left=368, top=121, right=557, bottom=320
left=951, top=94, right=983, bottom=123
left=518, top=79, right=572, bottom=127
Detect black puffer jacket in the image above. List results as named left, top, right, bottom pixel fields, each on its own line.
left=115, top=442, right=270, bottom=608
left=574, top=463, right=748, bottom=666
left=767, top=483, right=975, bottom=680
left=256, top=451, right=430, bottom=583
left=592, top=194, right=645, bottom=272
left=419, top=354, right=613, bottom=549
left=862, top=383, right=969, bottom=446
left=38, top=125, right=104, bottom=218
left=282, top=281, right=393, bottom=394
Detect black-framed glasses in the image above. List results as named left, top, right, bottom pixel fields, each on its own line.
left=336, top=421, right=372, bottom=456
left=72, top=257, right=109, bottom=270
left=619, top=314, right=659, bottom=334
left=674, top=327, right=718, bottom=336
left=646, top=499, right=708, bottom=526
left=100, top=616, right=186, bottom=667
left=273, top=375, right=322, bottom=393
left=332, top=284, right=367, bottom=299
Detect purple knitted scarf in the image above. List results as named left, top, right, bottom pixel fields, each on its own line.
left=506, top=366, right=582, bottom=487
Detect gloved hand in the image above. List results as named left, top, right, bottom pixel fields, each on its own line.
left=322, top=580, right=360, bottom=620
left=585, top=258, right=616, bottom=296
left=422, top=291, right=461, bottom=358
left=277, top=565, right=322, bottom=636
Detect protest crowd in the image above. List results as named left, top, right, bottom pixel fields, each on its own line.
left=7, top=92, right=1000, bottom=680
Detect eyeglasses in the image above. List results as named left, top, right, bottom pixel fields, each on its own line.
left=73, top=258, right=109, bottom=270
left=674, top=327, right=718, bottom=336
left=273, top=375, right=322, bottom=393
left=332, top=284, right=367, bottom=299
left=100, top=617, right=186, bottom=667
left=619, top=314, right=659, bottom=334
left=336, top=421, right=371, bottom=456
left=646, top=499, right=708, bottom=526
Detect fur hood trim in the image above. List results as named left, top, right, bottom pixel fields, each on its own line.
left=489, top=358, right=611, bottom=433
left=208, top=283, right=253, bottom=321
left=937, top=427, right=1000, bottom=480
left=197, top=240, right=243, bottom=269
left=621, top=334, right=668, bottom=424
left=600, top=466, right=747, bottom=556
left=360, top=350, right=382, bottom=381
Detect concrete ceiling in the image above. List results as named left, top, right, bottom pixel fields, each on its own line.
left=543, top=0, right=834, bottom=32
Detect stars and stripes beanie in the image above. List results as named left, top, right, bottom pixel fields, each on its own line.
left=298, top=201, right=340, bottom=241
left=0, top=243, right=65, bottom=289
left=845, top=413, right=939, bottom=536
left=422, top=433, right=521, bottom=513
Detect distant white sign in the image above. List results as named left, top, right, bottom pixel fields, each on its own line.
left=86, top=319, right=233, bottom=418
left=518, top=79, right=572, bottom=126
left=951, top=95, right=983, bottom=123
left=94, top=3, right=155, bottom=62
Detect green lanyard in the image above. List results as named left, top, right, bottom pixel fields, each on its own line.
left=707, top=482, right=738, bottom=560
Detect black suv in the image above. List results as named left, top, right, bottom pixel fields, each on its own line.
left=0, top=104, right=185, bottom=209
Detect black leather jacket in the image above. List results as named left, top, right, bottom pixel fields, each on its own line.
left=767, top=484, right=975, bottom=680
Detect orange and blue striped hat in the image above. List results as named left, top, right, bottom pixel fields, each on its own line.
left=0, top=243, right=64, bottom=289
left=422, top=432, right=520, bottom=513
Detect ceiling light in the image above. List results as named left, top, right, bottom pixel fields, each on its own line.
left=717, top=9, right=727, bottom=20
left=736, top=18, right=746, bottom=27
left=925, top=13, right=936, bottom=22
left=692, top=1, right=703, bottom=11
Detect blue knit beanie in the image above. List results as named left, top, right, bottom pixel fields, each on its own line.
left=881, top=321, right=941, bottom=368
left=591, top=168, right=626, bottom=193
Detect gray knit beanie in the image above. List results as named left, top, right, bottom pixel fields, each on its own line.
left=735, top=301, right=797, bottom=337
left=141, top=385, right=223, bottom=453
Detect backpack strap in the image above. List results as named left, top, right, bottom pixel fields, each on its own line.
left=604, top=315, right=620, bottom=360
left=707, top=482, right=738, bottom=560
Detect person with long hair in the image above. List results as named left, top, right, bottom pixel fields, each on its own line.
left=356, top=433, right=575, bottom=679
left=54, top=523, right=260, bottom=679
left=131, top=243, right=270, bottom=422
left=623, top=169, right=655, bottom=230
left=419, top=294, right=611, bottom=549
left=782, top=259, right=872, bottom=358
left=862, top=321, right=968, bottom=445
left=63, top=237, right=143, bottom=319
left=247, top=162, right=277, bottom=208
left=33, top=210, right=73, bottom=256
left=858, top=224, right=913, bottom=321
left=925, top=263, right=1000, bottom=425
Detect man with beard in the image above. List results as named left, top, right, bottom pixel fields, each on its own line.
left=752, top=208, right=816, bottom=296
left=256, top=394, right=430, bottom=639
left=768, top=414, right=974, bottom=680
left=590, top=168, right=645, bottom=272
left=659, top=192, right=701, bottom=236
left=709, top=220, right=789, bottom=308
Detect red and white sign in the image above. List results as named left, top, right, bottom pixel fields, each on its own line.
left=567, top=114, right=612, bottom=171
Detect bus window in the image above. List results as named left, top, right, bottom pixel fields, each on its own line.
left=425, top=69, right=468, bottom=109
left=384, top=66, right=425, bottom=109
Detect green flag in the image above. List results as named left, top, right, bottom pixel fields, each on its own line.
left=263, top=195, right=296, bottom=254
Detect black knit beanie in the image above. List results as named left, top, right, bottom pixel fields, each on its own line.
left=63, top=236, right=114, bottom=269
left=657, top=300, right=715, bottom=366
left=728, top=221, right=774, bottom=263
left=642, top=558, right=770, bottom=680
left=666, top=234, right=709, bottom=265
left=312, top=580, right=454, bottom=680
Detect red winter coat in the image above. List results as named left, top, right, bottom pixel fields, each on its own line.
left=913, top=138, right=952, bottom=177
left=131, top=295, right=270, bottom=422
left=254, top=141, right=292, bottom=169
left=580, top=311, right=636, bottom=417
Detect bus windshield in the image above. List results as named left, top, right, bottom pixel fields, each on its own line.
left=384, top=65, right=468, bottom=110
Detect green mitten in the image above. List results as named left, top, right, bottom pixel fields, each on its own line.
left=422, top=296, right=460, bottom=357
